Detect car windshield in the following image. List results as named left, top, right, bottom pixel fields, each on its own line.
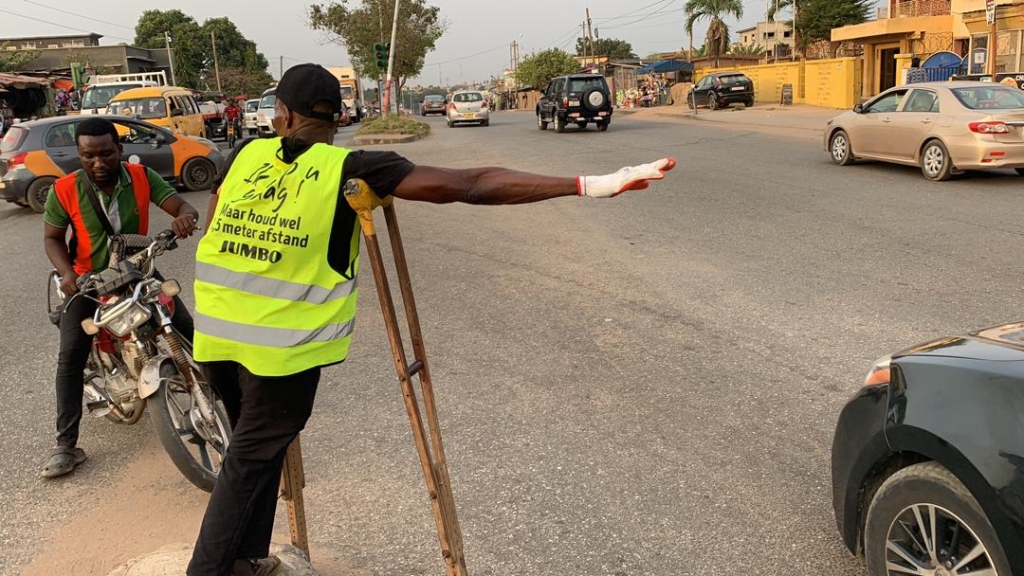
left=82, top=84, right=142, bottom=109
left=246, top=100, right=259, bottom=112
left=718, top=75, right=747, bottom=86
left=1, top=126, right=26, bottom=153
left=952, top=86, right=1024, bottom=110
left=340, top=86, right=354, bottom=99
left=569, top=78, right=604, bottom=92
left=425, top=95, right=444, bottom=103
left=108, top=97, right=167, bottom=119
left=259, top=93, right=276, bottom=108
left=453, top=92, right=483, bottom=103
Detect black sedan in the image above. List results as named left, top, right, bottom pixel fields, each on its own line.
left=833, top=323, right=1024, bottom=575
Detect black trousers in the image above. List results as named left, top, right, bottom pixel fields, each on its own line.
left=54, top=275, right=194, bottom=447
left=187, top=361, right=320, bottom=576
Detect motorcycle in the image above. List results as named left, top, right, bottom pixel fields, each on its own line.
left=47, top=229, right=230, bottom=492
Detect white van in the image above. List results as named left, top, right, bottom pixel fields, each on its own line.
left=256, top=88, right=276, bottom=137
left=81, top=72, right=168, bottom=115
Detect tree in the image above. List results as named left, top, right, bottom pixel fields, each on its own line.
left=729, top=43, right=764, bottom=56
left=308, top=0, right=446, bottom=93
left=134, top=10, right=207, bottom=88
left=514, top=49, right=579, bottom=90
left=793, top=0, right=871, bottom=55
left=133, top=10, right=273, bottom=92
left=685, top=0, right=744, bottom=68
left=575, top=37, right=637, bottom=59
left=0, top=45, right=39, bottom=73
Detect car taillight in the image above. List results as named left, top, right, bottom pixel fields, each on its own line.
left=481, top=100, right=488, bottom=108
left=562, top=97, right=569, bottom=109
left=7, top=152, right=27, bottom=168
left=969, top=121, right=1011, bottom=134
left=715, top=78, right=722, bottom=88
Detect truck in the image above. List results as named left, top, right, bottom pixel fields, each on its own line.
left=327, top=67, right=363, bottom=123
left=80, top=71, right=168, bottom=115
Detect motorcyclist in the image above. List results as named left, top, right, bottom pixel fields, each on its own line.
left=223, top=99, right=242, bottom=137
left=40, top=117, right=200, bottom=479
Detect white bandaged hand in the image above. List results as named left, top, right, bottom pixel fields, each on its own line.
left=576, top=158, right=677, bottom=198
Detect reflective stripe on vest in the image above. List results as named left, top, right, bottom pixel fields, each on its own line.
left=192, top=138, right=356, bottom=377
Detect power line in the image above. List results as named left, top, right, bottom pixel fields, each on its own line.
left=424, top=43, right=507, bottom=67
left=0, top=7, right=134, bottom=42
left=603, top=4, right=684, bottom=30
left=591, top=0, right=677, bottom=23
left=18, top=0, right=136, bottom=32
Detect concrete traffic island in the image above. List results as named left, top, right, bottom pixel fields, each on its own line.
left=106, top=543, right=317, bottom=576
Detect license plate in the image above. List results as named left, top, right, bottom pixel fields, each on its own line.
left=569, top=100, right=580, bottom=107
left=465, top=113, right=475, bottom=119
left=731, top=86, right=744, bottom=91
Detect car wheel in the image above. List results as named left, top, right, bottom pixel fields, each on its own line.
left=537, top=111, right=548, bottom=131
left=921, top=140, right=953, bottom=182
left=864, top=462, right=1010, bottom=576
left=1015, top=168, right=1024, bottom=176
left=576, top=122, right=587, bottom=129
left=554, top=113, right=566, bottom=133
left=830, top=130, right=855, bottom=166
left=707, top=92, right=718, bottom=111
left=687, top=94, right=695, bottom=110
left=482, top=120, right=489, bottom=127
left=182, top=157, right=216, bottom=191
left=744, top=99, right=753, bottom=108
left=26, top=176, right=56, bottom=213
left=597, top=122, right=608, bottom=132
left=581, top=88, right=608, bottom=113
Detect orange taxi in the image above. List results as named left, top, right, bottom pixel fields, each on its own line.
left=0, top=115, right=224, bottom=212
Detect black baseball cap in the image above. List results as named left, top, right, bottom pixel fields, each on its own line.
left=277, top=63, right=341, bottom=122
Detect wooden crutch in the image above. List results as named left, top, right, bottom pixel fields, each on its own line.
left=343, top=178, right=469, bottom=576
left=280, top=435, right=310, bottom=559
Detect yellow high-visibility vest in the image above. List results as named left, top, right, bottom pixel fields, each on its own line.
left=193, top=138, right=360, bottom=376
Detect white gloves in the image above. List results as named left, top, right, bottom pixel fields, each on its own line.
left=577, top=158, right=677, bottom=198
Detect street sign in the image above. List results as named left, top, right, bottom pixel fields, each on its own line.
left=987, top=0, right=996, bottom=25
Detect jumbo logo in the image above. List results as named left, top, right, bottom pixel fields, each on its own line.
left=218, top=240, right=283, bottom=263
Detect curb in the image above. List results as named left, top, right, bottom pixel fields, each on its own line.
left=351, top=132, right=427, bottom=145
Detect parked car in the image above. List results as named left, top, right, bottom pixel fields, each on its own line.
left=446, top=90, right=489, bottom=128
left=826, top=82, right=1024, bottom=181
left=0, top=115, right=224, bottom=212
left=337, top=102, right=353, bottom=128
left=536, top=73, right=613, bottom=133
left=421, top=95, right=446, bottom=116
left=256, top=88, right=276, bottom=137
left=832, top=322, right=1024, bottom=576
left=688, top=72, right=754, bottom=110
left=244, top=98, right=259, bottom=136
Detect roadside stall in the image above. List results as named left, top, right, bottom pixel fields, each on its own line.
left=0, top=73, right=52, bottom=129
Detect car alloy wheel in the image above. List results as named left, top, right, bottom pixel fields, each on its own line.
left=921, top=140, right=952, bottom=181
left=865, top=463, right=1011, bottom=576
left=830, top=130, right=854, bottom=166
left=707, top=92, right=718, bottom=111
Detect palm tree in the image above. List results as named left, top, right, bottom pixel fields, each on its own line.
left=685, top=0, right=744, bottom=68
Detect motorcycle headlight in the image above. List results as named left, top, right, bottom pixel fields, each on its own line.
left=103, top=302, right=152, bottom=337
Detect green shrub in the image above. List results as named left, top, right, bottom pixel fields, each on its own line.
left=357, top=115, right=430, bottom=137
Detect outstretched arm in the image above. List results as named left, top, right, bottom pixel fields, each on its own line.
left=392, top=158, right=676, bottom=205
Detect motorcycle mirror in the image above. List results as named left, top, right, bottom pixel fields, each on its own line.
left=81, top=318, right=99, bottom=335
left=161, top=280, right=182, bottom=298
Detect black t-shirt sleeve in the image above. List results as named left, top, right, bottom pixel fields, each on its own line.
left=341, top=150, right=416, bottom=198
left=211, top=137, right=256, bottom=192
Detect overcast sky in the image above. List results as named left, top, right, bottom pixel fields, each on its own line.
left=1, top=0, right=882, bottom=86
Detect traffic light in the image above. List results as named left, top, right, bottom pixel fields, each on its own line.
left=374, top=42, right=391, bottom=71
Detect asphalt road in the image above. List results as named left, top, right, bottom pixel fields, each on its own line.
left=2, top=111, right=1023, bottom=576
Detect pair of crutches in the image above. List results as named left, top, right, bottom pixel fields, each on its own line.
left=280, top=179, right=469, bottom=576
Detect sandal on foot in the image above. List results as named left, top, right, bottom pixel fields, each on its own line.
left=40, top=446, right=86, bottom=478
left=232, top=555, right=281, bottom=576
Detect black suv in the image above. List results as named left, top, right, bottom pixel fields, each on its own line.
left=536, top=74, right=613, bottom=133
left=689, top=72, right=754, bottom=110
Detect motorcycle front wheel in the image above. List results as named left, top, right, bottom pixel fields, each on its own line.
left=150, top=359, right=231, bottom=492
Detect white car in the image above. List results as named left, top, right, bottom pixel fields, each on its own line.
left=256, top=88, right=276, bottom=137
left=244, top=98, right=259, bottom=136
left=446, top=91, right=489, bottom=128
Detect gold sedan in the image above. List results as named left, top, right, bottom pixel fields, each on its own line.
left=825, top=82, right=1024, bottom=181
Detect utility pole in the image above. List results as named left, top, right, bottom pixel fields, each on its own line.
left=383, top=0, right=401, bottom=115
left=773, top=0, right=780, bottom=63
left=211, top=30, right=222, bottom=92
left=279, top=56, right=284, bottom=80
left=164, top=31, right=177, bottom=86
left=586, top=8, right=595, bottom=67
left=988, top=0, right=998, bottom=79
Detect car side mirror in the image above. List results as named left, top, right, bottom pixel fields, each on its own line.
left=171, top=108, right=184, bottom=117
left=853, top=103, right=864, bottom=114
